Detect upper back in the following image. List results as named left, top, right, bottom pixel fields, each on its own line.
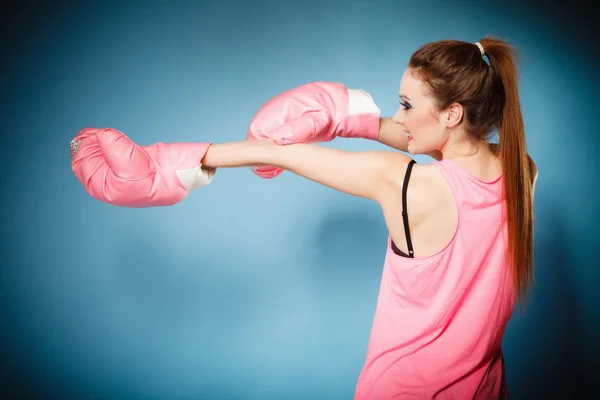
left=380, top=156, right=505, bottom=261
left=380, top=146, right=538, bottom=261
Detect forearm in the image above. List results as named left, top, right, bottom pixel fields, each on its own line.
left=376, top=117, right=442, bottom=160
left=376, top=117, right=409, bottom=152
left=201, top=140, right=275, bottom=169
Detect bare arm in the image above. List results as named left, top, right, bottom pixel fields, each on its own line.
left=376, top=118, right=409, bottom=151
left=376, top=118, right=443, bottom=161
left=201, top=140, right=411, bottom=201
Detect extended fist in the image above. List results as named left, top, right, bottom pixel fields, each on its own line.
left=70, top=127, right=214, bottom=207
left=247, top=81, right=381, bottom=179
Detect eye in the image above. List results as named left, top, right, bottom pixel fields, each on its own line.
left=399, top=101, right=412, bottom=110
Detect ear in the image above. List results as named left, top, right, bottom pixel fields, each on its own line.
left=442, top=103, right=463, bottom=128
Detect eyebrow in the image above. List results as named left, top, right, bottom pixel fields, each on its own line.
left=399, top=95, right=411, bottom=101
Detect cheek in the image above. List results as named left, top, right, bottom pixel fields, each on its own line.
left=408, top=111, right=438, bottom=137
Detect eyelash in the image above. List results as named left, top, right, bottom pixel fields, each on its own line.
left=400, top=101, right=411, bottom=110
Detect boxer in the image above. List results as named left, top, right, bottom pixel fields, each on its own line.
left=70, top=127, right=214, bottom=207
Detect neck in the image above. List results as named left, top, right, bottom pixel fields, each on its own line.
left=440, top=135, right=493, bottom=161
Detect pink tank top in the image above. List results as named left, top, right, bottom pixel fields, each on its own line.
left=354, top=158, right=515, bottom=400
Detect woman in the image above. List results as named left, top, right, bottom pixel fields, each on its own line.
left=201, top=37, right=538, bottom=399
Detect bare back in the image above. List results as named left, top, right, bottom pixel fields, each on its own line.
left=380, top=146, right=537, bottom=259
left=380, top=161, right=460, bottom=259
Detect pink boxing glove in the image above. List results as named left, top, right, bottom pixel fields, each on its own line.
left=246, top=81, right=381, bottom=179
left=70, top=127, right=214, bottom=207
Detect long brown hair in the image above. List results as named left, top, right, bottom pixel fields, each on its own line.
left=408, top=37, right=534, bottom=308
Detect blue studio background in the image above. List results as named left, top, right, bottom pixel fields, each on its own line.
left=2, top=0, right=599, bottom=399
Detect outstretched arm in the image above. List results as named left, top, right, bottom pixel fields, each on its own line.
left=201, top=140, right=410, bottom=201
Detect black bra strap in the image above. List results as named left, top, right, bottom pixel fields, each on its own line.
left=401, top=159, right=417, bottom=258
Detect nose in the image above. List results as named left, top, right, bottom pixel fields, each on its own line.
left=392, top=106, right=405, bottom=125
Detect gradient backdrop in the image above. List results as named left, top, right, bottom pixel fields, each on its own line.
left=2, top=0, right=599, bottom=399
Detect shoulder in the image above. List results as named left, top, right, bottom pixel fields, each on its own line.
left=377, top=153, right=446, bottom=192
left=527, top=154, right=538, bottom=183
left=491, top=142, right=539, bottom=193
left=376, top=154, right=450, bottom=212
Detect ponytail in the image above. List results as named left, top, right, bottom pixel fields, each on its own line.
left=480, top=37, right=535, bottom=309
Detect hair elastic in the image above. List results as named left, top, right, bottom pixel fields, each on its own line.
left=475, top=42, right=485, bottom=56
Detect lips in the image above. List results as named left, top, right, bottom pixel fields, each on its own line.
left=406, top=131, right=413, bottom=141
